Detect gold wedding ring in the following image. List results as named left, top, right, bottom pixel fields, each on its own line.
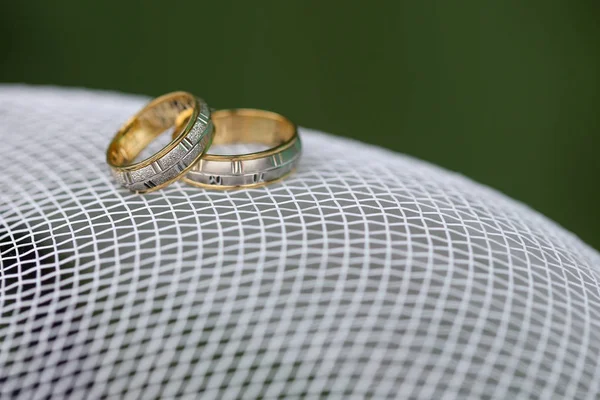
left=176, top=108, right=302, bottom=189
left=106, top=92, right=213, bottom=193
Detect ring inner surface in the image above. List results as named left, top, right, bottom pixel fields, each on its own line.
left=209, top=109, right=295, bottom=155
left=108, top=93, right=195, bottom=167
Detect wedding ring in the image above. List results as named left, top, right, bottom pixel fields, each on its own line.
left=178, top=108, right=301, bottom=189
left=106, top=91, right=213, bottom=193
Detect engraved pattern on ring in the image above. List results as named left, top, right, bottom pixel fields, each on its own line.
left=114, top=104, right=213, bottom=192
left=184, top=137, right=301, bottom=188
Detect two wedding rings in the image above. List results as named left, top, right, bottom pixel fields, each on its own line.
left=106, top=92, right=301, bottom=193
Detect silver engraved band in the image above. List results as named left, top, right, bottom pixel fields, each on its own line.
left=106, top=92, right=213, bottom=193
left=180, top=108, right=301, bottom=189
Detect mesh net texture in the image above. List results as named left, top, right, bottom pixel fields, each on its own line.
left=1, top=85, right=600, bottom=399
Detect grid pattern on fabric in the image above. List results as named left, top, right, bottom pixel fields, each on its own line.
left=1, top=85, right=599, bottom=400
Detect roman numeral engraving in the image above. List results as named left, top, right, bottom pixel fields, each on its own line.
left=196, top=114, right=209, bottom=124
left=269, top=153, right=284, bottom=167
left=192, top=159, right=203, bottom=172
left=144, top=180, right=156, bottom=189
left=231, top=160, right=243, bottom=175
left=180, top=137, right=194, bottom=151
left=192, top=159, right=203, bottom=171
left=123, top=171, right=133, bottom=185
left=176, top=160, right=187, bottom=172
left=253, top=173, right=264, bottom=183
left=151, top=161, right=163, bottom=174
left=209, top=175, right=222, bottom=185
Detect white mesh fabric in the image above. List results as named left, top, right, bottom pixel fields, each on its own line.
left=1, top=85, right=600, bottom=399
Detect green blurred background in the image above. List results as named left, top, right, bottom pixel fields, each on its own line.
left=1, top=1, right=598, bottom=249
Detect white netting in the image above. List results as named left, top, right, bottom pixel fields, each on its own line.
left=1, top=85, right=600, bottom=399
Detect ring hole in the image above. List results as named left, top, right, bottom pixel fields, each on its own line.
left=107, top=92, right=196, bottom=167
left=207, top=109, right=294, bottom=156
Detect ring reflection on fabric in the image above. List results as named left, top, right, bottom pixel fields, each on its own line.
left=178, top=108, right=302, bottom=190
left=106, top=92, right=213, bottom=193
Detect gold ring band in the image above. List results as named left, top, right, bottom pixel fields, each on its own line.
left=177, top=108, right=301, bottom=189
left=106, top=91, right=213, bottom=193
